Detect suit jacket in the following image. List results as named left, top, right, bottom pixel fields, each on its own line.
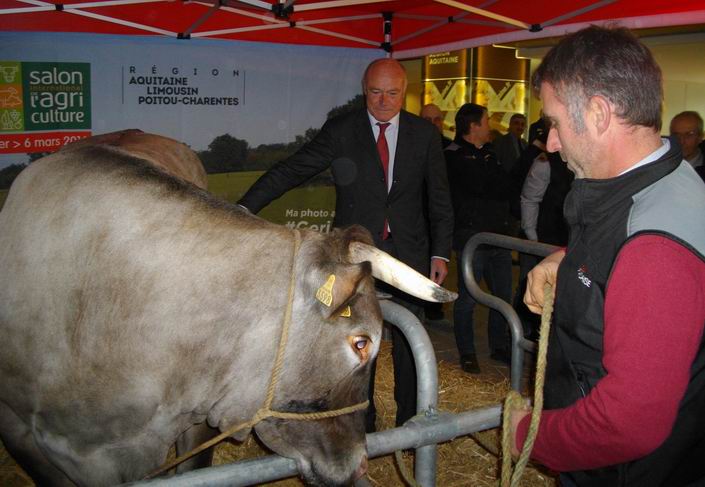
left=493, top=132, right=527, bottom=174
left=238, top=108, right=453, bottom=275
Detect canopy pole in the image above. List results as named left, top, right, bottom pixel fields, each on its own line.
left=191, top=23, right=289, bottom=37
left=293, top=25, right=379, bottom=47
left=382, top=11, right=392, bottom=55
left=294, top=0, right=394, bottom=12
left=432, top=0, right=530, bottom=30
left=393, top=18, right=446, bottom=47
left=392, top=10, right=477, bottom=48
left=0, top=5, right=54, bottom=14
left=63, top=0, right=165, bottom=8
left=297, top=13, right=379, bottom=25
left=203, top=2, right=286, bottom=23
left=229, top=0, right=270, bottom=10
left=68, top=8, right=177, bottom=35
left=541, top=0, right=617, bottom=28
left=181, top=0, right=222, bottom=38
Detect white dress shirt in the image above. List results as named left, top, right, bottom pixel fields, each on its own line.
left=368, top=111, right=400, bottom=193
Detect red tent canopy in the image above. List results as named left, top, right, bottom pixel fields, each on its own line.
left=2, top=0, right=705, bottom=58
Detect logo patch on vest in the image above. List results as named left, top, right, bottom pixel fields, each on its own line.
left=577, top=265, right=592, bottom=288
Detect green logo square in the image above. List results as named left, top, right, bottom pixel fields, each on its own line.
left=22, top=62, right=91, bottom=131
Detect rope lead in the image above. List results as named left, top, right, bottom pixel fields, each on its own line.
left=501, top=283, right=554, bottom=487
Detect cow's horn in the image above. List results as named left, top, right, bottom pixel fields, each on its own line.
left=348, top=242, right=457, bottom=303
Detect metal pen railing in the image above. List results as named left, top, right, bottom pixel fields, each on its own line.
left=461, top=232, right=559, bottom=391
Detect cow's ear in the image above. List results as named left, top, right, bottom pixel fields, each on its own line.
left=315, top=262, right=371, bottom=319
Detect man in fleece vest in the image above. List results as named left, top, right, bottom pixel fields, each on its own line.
left=509, top=26, right=705, bottom=487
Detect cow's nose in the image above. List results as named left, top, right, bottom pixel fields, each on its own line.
left=354, top=454, right=368, bottom=480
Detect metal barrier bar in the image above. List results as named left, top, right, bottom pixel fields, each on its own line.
left=461, top=232, right=559, bottom=391
left=378, top=299, right=438, bottom=487
left=126, top=404, right=502, bottom=486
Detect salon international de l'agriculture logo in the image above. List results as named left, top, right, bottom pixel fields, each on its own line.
left=0, top=61, right=91, bottom=153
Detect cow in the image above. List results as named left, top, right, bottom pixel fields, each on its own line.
left=0, top=133, right=456, bottom=486
left=61, top=129, right=209, bottom=190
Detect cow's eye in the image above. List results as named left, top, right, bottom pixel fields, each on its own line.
left=349, top=335, right=371, bottom=363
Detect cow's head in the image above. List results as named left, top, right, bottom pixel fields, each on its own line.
left=254, top=226, right=455, bottom=486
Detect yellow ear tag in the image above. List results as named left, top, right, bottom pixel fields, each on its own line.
left=340, top=306, right=352, bottom=318
left=316, top=274, right=336, bottom=307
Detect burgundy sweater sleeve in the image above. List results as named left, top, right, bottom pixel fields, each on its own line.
left=516, top=234, right=705, bottom=471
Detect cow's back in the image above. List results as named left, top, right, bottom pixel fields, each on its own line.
left=0, top=148, right=290, bottom=468
left=62, top=129, right=208, bottom=190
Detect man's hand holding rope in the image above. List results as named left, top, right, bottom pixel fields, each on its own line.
left=524, top=249, right=565, bottom=314
left=509, top=403, right=531, bottom=458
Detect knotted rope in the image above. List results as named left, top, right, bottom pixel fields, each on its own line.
left=500, top=283, right=554, bottom=487
left=145, top=230, right=369, bottom=479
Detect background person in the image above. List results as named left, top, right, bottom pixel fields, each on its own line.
left=445, top=103, right=513, bottom=374
left=528, top=113, right=546, bottom=147
left=510, top=26, right=705, bottom=487
left=493, top=113, right=527, bottom=175
left=238, top=58, right=454, bottom=431
left=519, top=122, right=573, bottom=246
left=670, top=110, right=704, bottom=181
left=420, top=103, right=453, bottom=148
left=516, top=129, right=574, bottom=340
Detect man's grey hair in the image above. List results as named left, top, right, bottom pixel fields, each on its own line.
left=532, top=25, right=663, bottom=133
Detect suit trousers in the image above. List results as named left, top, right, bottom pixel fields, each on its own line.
left=366, top=236, right=423, bottom=432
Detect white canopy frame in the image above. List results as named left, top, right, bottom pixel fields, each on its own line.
left=8, top=0, right=176, bottom=35
left=541, top=0, right=616, bottom=28
left=2, top=0, right=704, bottom=58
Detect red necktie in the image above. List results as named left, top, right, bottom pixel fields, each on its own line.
left=376, top=122, right=391, bottom=240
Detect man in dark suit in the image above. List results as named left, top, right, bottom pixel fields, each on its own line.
left=445, top=103, right=514, bottom=374
left=238, top=58, right=453, bottom=430
left=493, top=113, right=527, bottom=175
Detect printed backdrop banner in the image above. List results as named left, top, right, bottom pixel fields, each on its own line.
left=0, top=32, right=379, bottom=228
